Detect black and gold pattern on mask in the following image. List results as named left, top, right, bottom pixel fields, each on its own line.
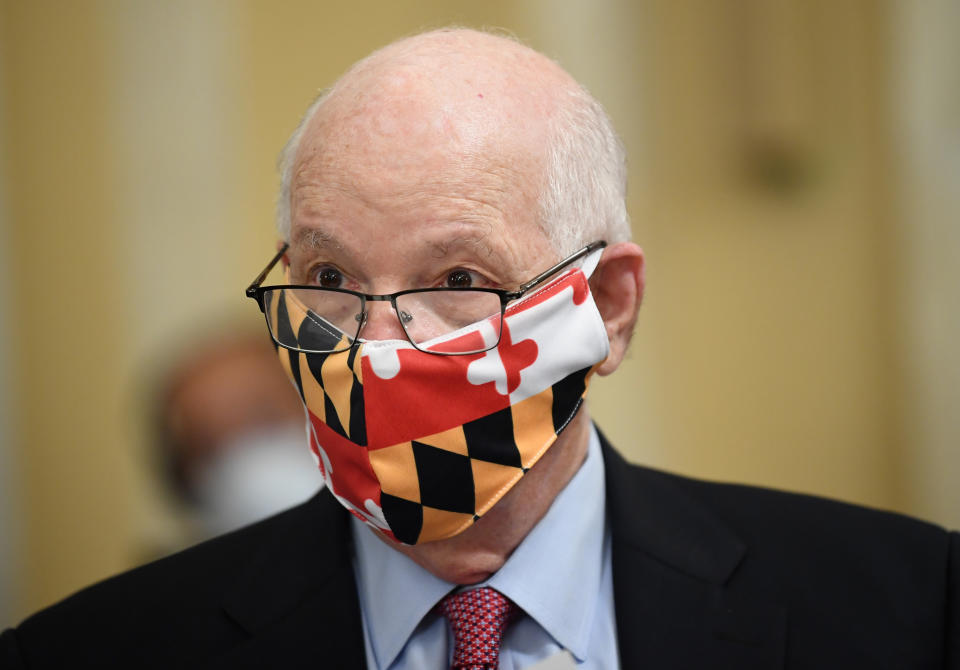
left=369, top=366, right=592, bottom=544
left=268, top=290, right=367, bottom=445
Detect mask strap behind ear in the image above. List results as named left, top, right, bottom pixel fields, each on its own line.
left=580, top=246, right=604, bottom=279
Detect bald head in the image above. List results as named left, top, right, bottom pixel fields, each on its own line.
left=331, top=28, right=576, bottom=121
left=277, top=28, right=630, bottom=254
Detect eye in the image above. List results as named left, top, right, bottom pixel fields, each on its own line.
left=312, top=266, right=344, bottom=288
left=444, top=269, right=475, bottom=289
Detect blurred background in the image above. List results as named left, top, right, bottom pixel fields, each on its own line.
left=1, top=0, right=957, bottom=626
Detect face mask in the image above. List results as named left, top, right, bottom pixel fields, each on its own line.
left=275, top=250, right=609, bottom=544
left=193, top=424, right=325, bottom=537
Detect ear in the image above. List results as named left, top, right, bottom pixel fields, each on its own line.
left=589, top=242, right=645, bottom=376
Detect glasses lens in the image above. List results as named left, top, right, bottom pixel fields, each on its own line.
left=395, top=290, right=502, bottom=354
left=263, top=288, right=362, bottom=353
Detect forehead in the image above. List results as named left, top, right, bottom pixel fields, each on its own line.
left=297, top=61, right=546, bottom=196
left=288, top=59, right=555, bottom=274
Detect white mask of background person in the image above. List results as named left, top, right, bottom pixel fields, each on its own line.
left=155, top=329, right=324, bottom=541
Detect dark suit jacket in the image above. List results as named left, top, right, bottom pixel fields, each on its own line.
left=3, top=435, right=959, bottom=668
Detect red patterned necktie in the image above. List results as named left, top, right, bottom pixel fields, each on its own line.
left=439, top=587, right=519, bottom=670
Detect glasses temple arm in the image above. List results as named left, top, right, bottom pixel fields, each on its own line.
left=246, top=243, right=289, bottom=298
left=512, top=240, right=607, bottom=295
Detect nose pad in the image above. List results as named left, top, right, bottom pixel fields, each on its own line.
left=356, top=301, right=409, bottom=342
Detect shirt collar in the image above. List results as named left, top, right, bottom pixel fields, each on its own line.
left=351, top=424, right=607, bottom=666
left=351, top=512, right=452, bottom=669
left=483, top=425, right=606, bottom=660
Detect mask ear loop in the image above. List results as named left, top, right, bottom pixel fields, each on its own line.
left=579, top=245, right=604, bottom=279
left=533, top=244, right=605, bottom=296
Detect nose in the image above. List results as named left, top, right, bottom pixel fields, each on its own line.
left=357, top=300, right=409, bottom=342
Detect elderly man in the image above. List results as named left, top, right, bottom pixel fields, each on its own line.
left=2, top=28, right=958, bottom=670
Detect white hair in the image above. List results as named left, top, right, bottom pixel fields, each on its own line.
left=275, top=48, right=631, bottom=254
left=276, top=90, right=330, bottom=244
left=539, top=84, right=631, bottom=255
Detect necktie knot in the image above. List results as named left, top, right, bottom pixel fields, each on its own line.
left=439, top=587, right=519, bottom=670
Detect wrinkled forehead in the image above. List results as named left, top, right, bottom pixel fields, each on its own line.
left=284, top=33, right=576, bottom=275
left=303, top=76, right=550, bottom=182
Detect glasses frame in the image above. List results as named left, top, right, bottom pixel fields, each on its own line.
left=246, top=239, right=607, bottom=355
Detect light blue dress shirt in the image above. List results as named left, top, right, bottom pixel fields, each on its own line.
left=351, top=426, right=620, bottom=669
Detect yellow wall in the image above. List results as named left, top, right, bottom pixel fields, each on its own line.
left=1, top=0, right=956, bottom=625
left=2, top=2, right=139, bottom=622
left=592, top=0, right=902, bottom=507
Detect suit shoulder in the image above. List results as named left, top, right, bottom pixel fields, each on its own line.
left=6, top=493, right=343, bottom=668
left=648, top=465, right=949, bottom=544
left=602, top=445, right=959, bottom=666
left=25, top=499, right=296, bottom=616
left=628, top=462, right=955, bottom=595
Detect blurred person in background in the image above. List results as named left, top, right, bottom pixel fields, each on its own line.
left=2, top=27, right=958, bottom=669
left=153, top=325, right=323, bottom=543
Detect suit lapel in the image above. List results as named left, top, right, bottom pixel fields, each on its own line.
left=215, top=490, right=367, bottom=668
left=602, top=435, right=786, bottom=669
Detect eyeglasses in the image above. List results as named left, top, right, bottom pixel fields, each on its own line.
left=246, top=240, right=606, bottom=356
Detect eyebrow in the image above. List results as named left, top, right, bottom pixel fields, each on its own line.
left=427, top=231, right=494, bottom=260
left=293, top=227, right=339, bottom=253
left=425, top=228, right=529, bottom=285
left=297, top=222, right=496, bottom=257
left=292, top=222, right=519, bottom=282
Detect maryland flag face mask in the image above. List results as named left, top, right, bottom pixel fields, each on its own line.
left=272, top=249, right=609, bottom=544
